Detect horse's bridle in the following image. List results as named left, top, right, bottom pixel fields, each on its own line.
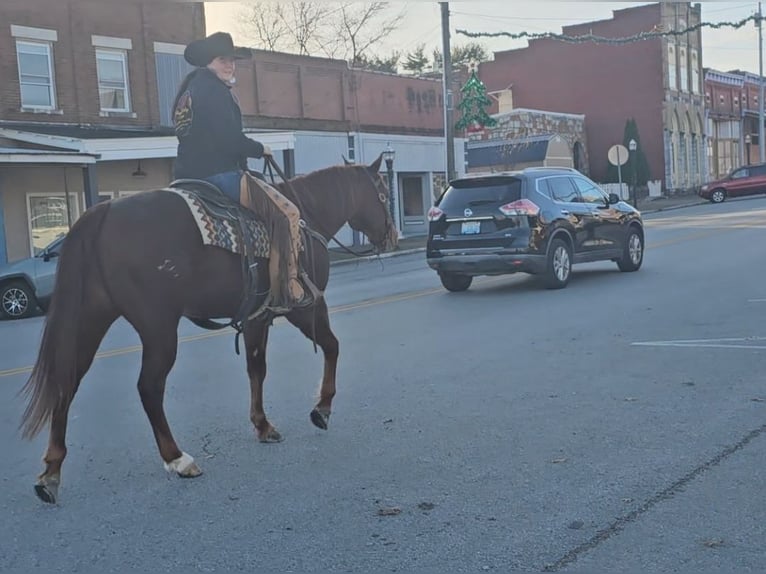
left=263, top=156, right=393, bottom=259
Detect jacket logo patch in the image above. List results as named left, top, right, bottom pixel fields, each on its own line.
left=174, top=91, right=193, bottom=137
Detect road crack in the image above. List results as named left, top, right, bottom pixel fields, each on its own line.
left=542, top=422, right=766, bottom=572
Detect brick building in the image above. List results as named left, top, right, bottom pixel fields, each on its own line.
left=705, top=68, right=766, bottom=178
left=0, top=0, right=205, bottom=261
left=0, top=0, right=463, bottom=263
left=478, top=2, right=705, bottom=193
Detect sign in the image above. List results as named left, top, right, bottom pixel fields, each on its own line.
left=461, top=221, right=481, bottom=235
left=608, top=144, right=629, bottom=167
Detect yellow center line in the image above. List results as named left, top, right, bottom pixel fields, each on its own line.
left=1, top=221, right=762, bottom=380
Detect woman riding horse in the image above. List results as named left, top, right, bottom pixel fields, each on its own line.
left=173, top=31, right=309, bottom=308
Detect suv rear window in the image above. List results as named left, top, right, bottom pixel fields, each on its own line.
left=438, top=178, right=522, bottom=210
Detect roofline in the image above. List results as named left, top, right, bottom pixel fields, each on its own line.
left=0, top=151, right=98, bottom=164
left=0, top=127, right=297, bottom=161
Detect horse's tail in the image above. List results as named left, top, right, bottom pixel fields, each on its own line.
left=19, top=201, right=111, bottom=439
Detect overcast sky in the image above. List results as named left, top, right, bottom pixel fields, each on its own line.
left=205, top=2, right=763, bottom=75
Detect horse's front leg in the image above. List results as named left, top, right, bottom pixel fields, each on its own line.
left=243, top=320, right=283, bottom=443
left=286, top=299, right=338, bottom=430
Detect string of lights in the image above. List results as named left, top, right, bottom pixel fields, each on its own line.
left=456, top=14, right=760, bottom=45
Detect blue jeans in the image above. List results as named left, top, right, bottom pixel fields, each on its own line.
left=203, top=170, right=243, bottom=203
left=203, top=170, right=267, bottom=203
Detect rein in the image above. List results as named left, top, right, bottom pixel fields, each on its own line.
left=263, top=157, right=380, bottom=258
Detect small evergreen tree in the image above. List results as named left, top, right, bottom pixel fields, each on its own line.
left=606, top=118, right=651, bottom=186
left=455, top=69, right=497, bottom=132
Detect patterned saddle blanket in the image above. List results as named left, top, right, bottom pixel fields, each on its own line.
left=164, top=182, right=270, bottom=259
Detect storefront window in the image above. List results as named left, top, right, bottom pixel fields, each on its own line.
left=27, top=194, right=79, bottom=255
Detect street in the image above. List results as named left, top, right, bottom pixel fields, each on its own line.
left=1, top=197, right=765, bottom=572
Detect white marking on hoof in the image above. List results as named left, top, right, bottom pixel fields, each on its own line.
left=163, top=452, right=195, bottom=474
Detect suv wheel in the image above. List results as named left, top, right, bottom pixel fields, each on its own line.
left=1, top=280, right=37, bottom=320
left=543, top=238, right=572, bottom=289
left=439, top=272, right=473, bottom=292
left=617, top=227, right=644, bottom=272
left=710, top=188, right=726, bottom=203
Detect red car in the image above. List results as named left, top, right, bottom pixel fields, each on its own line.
left=699, top=163, right=766, bottom=203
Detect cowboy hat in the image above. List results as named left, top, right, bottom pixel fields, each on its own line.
left=184, top=32, right=252, bottom=67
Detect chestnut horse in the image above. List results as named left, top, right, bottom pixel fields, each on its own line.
left=19, top=154, right=397, bottom=504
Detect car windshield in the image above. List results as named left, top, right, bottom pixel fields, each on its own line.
left=439, top=178, right=522, bottom=210
left=37, top=235, right=65, bottom=257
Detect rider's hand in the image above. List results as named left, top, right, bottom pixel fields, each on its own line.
left=262, top=144, right=272, bottom=157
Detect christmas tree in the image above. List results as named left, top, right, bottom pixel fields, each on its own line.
left=455, top=69, right=497, bottom=132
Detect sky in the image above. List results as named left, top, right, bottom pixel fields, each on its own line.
left=204, top=2, right=762, bottom=75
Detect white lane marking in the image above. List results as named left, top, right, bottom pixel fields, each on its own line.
left=632, top=336, right=766, bottom=350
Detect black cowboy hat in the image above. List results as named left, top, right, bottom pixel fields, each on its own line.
left=184, top=32, right=252, bottom=67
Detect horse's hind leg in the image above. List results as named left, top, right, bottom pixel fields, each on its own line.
left=128, top=310, right=201, bottom=478
left=243, top=320, right=282, bottom=443
left=286, top=299, right=338, bottom=430
left=35, top=303, right=118, bottom=504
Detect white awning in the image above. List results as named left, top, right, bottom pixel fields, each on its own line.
left=0, top=147, right=98, bottom=164
left=0, top=127, right=296, bottom=162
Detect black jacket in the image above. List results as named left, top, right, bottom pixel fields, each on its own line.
left=172, top=68, right=264, bottom=179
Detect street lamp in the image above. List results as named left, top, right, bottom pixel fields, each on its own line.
left=382, top=142, right=397, bottom=229
left=628, top=139, right=638, bottom=209
left=745, top=133, right=752, bottom=165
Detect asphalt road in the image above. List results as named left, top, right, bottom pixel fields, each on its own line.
left=1, top=197, right=765, bottom=573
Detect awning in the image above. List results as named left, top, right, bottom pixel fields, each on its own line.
left=0, top=147, right=98, bottom=164
left=0, top=124, right=296, bottom=162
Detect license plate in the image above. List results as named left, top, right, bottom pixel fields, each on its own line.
left=461, top=221, right=481, bottom=235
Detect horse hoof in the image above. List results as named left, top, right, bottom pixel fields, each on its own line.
left=164, top=452, right=201, bottom=478
left=258, top=428, right=283, bottom=443
left=178, top=462, right=203, bottom=478
left=310, top=409, right=330, bottom=430
left=34, top=477, right=59, bottom=504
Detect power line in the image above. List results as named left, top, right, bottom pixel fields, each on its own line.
left=456, top=14, right=760, bottom=45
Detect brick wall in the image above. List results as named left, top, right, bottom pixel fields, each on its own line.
left=0, top=0, right=203, bottom=127
left=235, top=51, right=447, bottom=136
left=478, top=3, right=667, bottom=183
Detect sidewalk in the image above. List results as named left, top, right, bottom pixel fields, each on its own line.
left=328, top=193, right=707, bottom=265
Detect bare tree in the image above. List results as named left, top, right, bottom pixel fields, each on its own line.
left=334, top=2, right=406, bottom=65
left=237, top=2, right=406, bottom=65
left=238, top=2, right=333, bottom=55
left=237, top=3, right=289, bottom=51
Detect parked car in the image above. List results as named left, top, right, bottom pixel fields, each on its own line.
left=426, top=167, right=644, bottom=291
left=0, top=235, right=64, bottom=319
left=699, top=163, right=766, bottom=203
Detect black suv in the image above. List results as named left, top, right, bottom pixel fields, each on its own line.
left=426, top=168, right=644, bottom=291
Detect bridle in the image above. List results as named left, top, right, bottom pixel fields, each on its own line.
left=263, top=156, right=393, bottom=258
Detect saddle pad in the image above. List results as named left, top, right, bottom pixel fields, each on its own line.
left=164, top=187, right=270, bottom=258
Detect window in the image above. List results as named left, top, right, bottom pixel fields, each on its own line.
left=691, top=49, right=699, bottom=94
left=27, top=194, right=79, bottom=255
left=545, top=177, right=578, bottom=203
left=667, top=44, right=677, bottom=90
left=96, top=49, right=130, bottom=111
left=679, top=47, right=688, bottom=92
left=347, top=134, right=356, bottom=162
left=571, top=177, right=606, bottom=204
left=400, top=175, right=425, bottom=218
left=731, top=168, right=749, bottom=179
left=154, top=43, right=194, bottom=127
left=16, top=40, right=56, bottom=109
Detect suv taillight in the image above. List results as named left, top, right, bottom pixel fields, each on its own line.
left=427, top=206, right=444, bottom=221
left=499, top=199, right=540, bottom=217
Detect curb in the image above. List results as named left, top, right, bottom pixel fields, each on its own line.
left=330, top=247, right=426, bottom=267
left=639, top=200, right=707, bottom=214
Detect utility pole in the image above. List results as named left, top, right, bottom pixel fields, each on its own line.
left=759, top=2, right=765, bottom=163
left=441, top=2, right=456, bottom=182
